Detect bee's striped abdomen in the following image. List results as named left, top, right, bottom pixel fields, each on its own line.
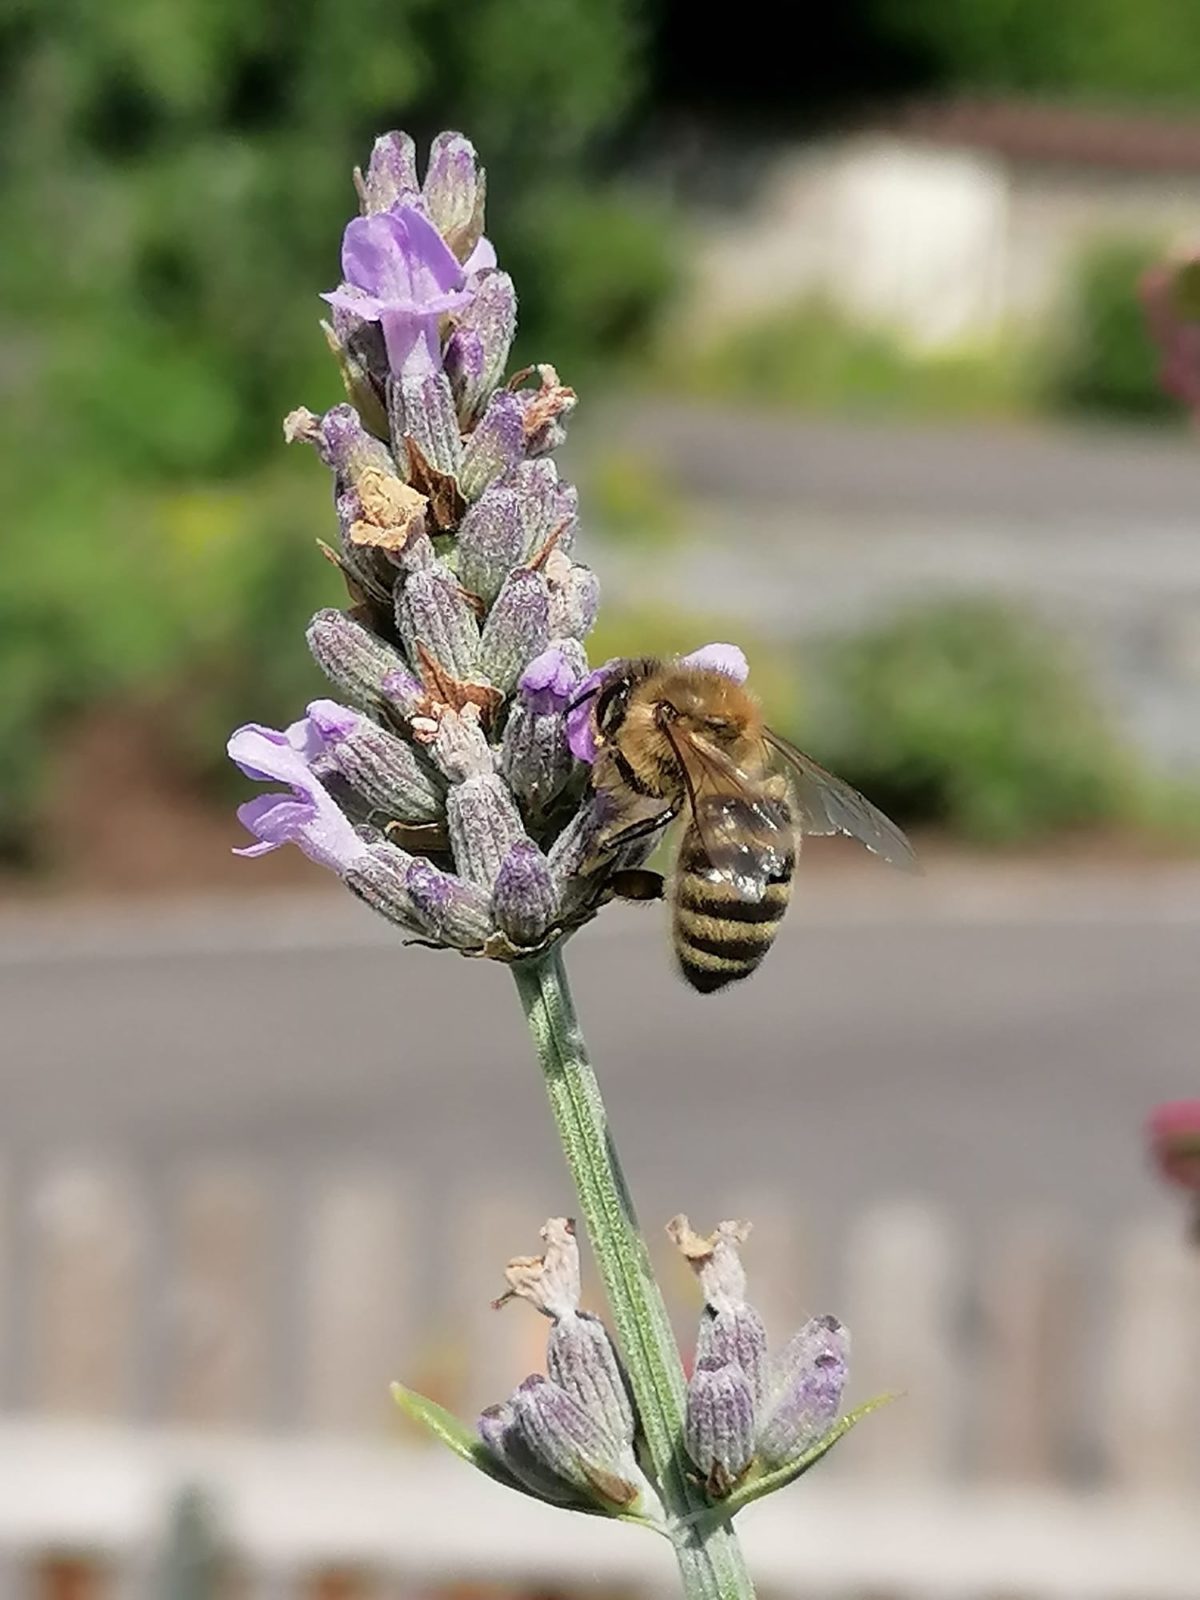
left=671, top=816, right=795, bottom=994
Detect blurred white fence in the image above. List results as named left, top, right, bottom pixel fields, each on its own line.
left=0, top=1159, right=1196, bottom=1598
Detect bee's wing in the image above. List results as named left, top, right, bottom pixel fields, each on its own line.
left=662, top=723, right=793, bottom=902
left=764, top=728, right=919, bottom=872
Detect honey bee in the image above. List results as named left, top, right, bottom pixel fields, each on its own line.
left=580, top=657, right=916, bottom=992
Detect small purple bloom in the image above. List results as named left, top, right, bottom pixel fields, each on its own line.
left=322, top=204, right=472, bottom=379
left=228, top=721, right=370, bottom=875
left=521, top=647, right=580, bottom=716
left=681, top=643, right=749, bottom=682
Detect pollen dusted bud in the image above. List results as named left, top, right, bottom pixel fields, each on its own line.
left=756, top=1315, right=850, bottom=1470
left=546, top=552, right=600, bottom=642
left=445, top=271, right=517, bottom=427
left=479, top=568, right=551, bottom=695
left=492, top=838, right=558, bottom=947
left=447, top=771, right=529, bottom=895
left=547, top=1312, right=636, bottom=1451
left=684, top=1357, right=756, bottom=1499
left=499, top=645, right=582, bottom=809
left=388, top=369, right=464, bottom=482
left=511, top=1375, right=639, bottom=1509
left=307, top=699, right=445, bottom=823
left=285, top=403, right=395, bottom=487
left=394, top=561, right=482, bottom=683
left=458, top=389, right=525, bottom=502
left=477, top=1402, right=582, bottom=1506
left=457, top=484, right=527, bottom=607
left=401, top=855, right=492, bottom=948
left=306, top=608, right=413, bottom=715
left=422, top=131, right=487, bottom=265
left=510, top=460, right=578, bottom=559
left=354, top=131, right=419, bottom=214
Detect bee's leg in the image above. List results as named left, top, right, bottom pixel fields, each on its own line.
left=608, top=868, right=665, bottom=903
left=590, top=803, right=679, bottom=860
left=383, top=819, right=451, bottom=852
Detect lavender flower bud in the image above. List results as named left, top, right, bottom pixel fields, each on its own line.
left=512, top=1376, right=638, bottom=1509
left=380, top=667, right=428, bottom=722
left=492, top=839, right=558, bottom=947
left=684, top=1358, right=756, bottom=1498
left=394, top=565, right=481, bottom=682
left=478, top=1402, right=581, bottom=1505
left=696, top=1304, right=768, bottom=1410
left=321, top=318, right=390, bottom=440
left=423, top=702, right=488, bottom=779
left=402, top=856, right=492, bottom=948
left=756, top=1316, right=850, bottom=1470
left=509, top=460, right=578, bottom=558
left=447, top=774, right=528, bottom=894
left=422, top=131, right=486, bottom=264
left=457, top=484, right=526, bottom=606
left=355, top=132, right=419, bottom=214
left=546, top=553, right=600, bottom=641
left=306, top=700, right=444, bottom=823
left=445, top=271, right=517, bottom=426
left=287, top=402, right=397, bottom=486
left=547, top=1312, right=635, bottom=1449
left=389, top=371, right=463, bottom=480
left=479, top=568, right=550, bottom=694
left=343, top=840, right=422, bottom=935
left=458, top=389, right=525, bottom=502
left=548, top=798, right=606, bottom=904
left=499, top=646, right=580, bottom=808
left=307, top=608, right=413, bottom=713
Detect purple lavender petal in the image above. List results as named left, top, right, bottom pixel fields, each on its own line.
left=681, top=643, right=749, bottom=683
left=227, top=724, right=314, bottom=786
left=228, top=724, right=369, bottom=874
left=323, top=206, right=473, bottom=380
left=465, top=236, right=497, bottom=276
left=233, top=795, right=310, bottom=855
left=305, top=699, right=362, bottom=745
left=520, top=646, right=579, bottom=716
left=565, top=663, right=621, bottom=764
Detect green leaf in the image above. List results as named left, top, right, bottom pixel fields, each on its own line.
left=391, top=1382, right=523, bottom=1490
left=390, top=1382, right=669, bottom=1535
left=693, top=1394, right=897, bottom=1529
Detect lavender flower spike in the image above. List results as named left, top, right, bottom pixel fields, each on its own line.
left=228, top=722, right=369, bottom=875
left=323, top=206, right=472, bottom=379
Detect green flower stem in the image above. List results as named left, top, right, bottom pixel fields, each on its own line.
left=512, top=947, right=756, bottom=1600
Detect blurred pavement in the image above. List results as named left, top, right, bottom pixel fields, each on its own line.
left=580, top=404, right=1200, bottom=765
left=1, top=861, right=1193, bottom=1287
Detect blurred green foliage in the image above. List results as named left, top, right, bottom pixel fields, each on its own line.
left=805, top=599, right=1157, bottom=844
left=1044, top=235, right=1176, bottom=418
left=0, top=0, right=680, bottom=863
left=873, top=0, right=1200, bottom=106
left=656, top=298, right=1036, bottom=420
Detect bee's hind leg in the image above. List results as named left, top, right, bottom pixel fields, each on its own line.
left=608, top=868, right=665, bottom=903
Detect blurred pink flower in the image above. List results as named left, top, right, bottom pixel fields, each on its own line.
left=1147, top=1099, right=1200, bottom=1192
left=1141, top=252, right=1200, bottom=415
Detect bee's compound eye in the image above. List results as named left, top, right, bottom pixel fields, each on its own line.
left=595, top=678, right=631, bottom=736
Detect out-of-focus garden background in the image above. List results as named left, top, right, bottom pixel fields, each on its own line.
left=4, top=2, right=1200, bottom=1596
left=12, top=0, right=1200, bottom=882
